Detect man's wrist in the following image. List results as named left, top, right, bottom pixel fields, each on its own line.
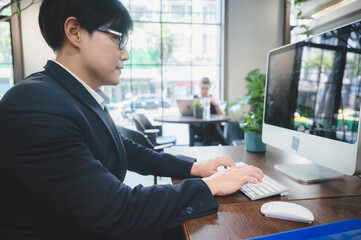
left=202, top=178, right=216, bottom=195
left=190, top=162, right=200, bottom=176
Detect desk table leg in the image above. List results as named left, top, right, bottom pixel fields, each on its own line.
left=189, top=125, right=194, bottom=146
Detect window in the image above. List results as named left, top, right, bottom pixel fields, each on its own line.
left=0, top=0, right=14, bottom=98
left=288, top=0, right=361, bottom=44
left=288, top=0, right=313, bottom=43
left=104, top=0, right=223, bottom=127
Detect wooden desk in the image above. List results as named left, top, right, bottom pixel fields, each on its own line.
left=165, top=146, right=361, bottom=240
left=154, top=114, right=230, bottom=146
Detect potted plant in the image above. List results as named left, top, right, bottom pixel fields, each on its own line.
left=193, top=99, right=203, bottom=118
left=239, top=69, right=266, bottom=152
left=240, top=111, right=266, bottom=152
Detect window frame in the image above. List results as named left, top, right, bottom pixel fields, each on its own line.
left=10, top=1, right=24, bottom=84
left=0, top=1, right=24, bottom=87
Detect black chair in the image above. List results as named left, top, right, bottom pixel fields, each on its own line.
left=116, top=125, right=174, bottom=152
left=193, top=134, right=204, bottom=146
left=223, top=121, right=244, bottom=145
left=132, top=112, right=177, bottom=146
left=116, top=126, right=174, bottom=184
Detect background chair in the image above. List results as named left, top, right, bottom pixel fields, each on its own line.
left=116, top=125, right=174, bottom=184
left=116, top=125, right=174, bottom=152
left=132, top=112, right=177, bottom=146
left=222, top=121, right=244, bottom=146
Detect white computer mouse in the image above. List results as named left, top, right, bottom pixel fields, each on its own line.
left=261, top=201, right=314, bottom=223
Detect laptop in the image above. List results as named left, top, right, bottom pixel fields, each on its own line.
left=176, top=99, right=194, bottom=116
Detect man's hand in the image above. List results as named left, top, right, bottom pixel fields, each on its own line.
left=208, top=96, right=225, bottom=115
left=190, top=156, right=235, bottom=178
left=202, top=165, right=264, bottom=196
left=208, top=96, right=217, bottom=106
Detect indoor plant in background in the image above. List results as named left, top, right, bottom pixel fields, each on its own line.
left=239, top=69, right=266, bottom=152
left=240, top=111, right=266, bottom=152
left=193, top=99, right=203, bottom=118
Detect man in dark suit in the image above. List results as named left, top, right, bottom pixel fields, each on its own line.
left=0, top=1, right=263, bottom=239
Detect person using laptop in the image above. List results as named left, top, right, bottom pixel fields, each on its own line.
left=194, top=77, right=229, bottom=146
left=0, top=1, right=263, bottom=239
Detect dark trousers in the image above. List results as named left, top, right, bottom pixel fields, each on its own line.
left=194, top=124, right=229, bottom=146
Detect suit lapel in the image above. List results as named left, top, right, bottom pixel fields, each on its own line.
left=43, top=61, right=124, bottom=157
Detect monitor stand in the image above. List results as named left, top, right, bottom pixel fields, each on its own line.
left=274, top=163, right=344, bottom=182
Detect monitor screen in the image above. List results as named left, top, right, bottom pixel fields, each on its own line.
left=263, top=20, right=361, bottom=181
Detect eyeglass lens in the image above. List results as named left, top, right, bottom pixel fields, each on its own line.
left=119, top=35, right=128, bottom=50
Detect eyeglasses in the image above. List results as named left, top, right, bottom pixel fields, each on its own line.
left=96, top=26, right=128, bottom=50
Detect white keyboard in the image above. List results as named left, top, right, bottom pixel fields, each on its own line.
left=217, top=162, right=290, bottom=200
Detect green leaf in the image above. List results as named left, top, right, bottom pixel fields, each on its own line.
left=234, top=68, right=265, bottom=132
left=239, top=111, right=263, bottom=133
left=295, top=0, right=308, bottom=4
left=193, top=99, right=203, bottom=109
left=16, top=0, right=21, bottom=16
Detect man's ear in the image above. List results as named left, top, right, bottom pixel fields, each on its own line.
left=63, top=17, right=82, bottom=48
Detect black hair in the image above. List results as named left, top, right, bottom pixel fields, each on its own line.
left=201, top=77, right=211, bottom=85
left=38, top=0, right=133, bottom=51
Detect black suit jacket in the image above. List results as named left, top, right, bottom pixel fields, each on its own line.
left=0, top=61, right=218, bottom=239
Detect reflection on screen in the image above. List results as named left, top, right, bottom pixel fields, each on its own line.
left=265, top=21, right=361, bottom=144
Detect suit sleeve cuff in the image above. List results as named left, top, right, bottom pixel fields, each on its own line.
left=176, top=179, right=218, bottom=223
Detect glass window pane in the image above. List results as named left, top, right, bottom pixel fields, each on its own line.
left=0, top=0, right=11, bottom=16
left=192, top=0, right=222, bottom=24
left=0, top=20, right=13, bottom=97
left=289, top=0, right=312, bottom=43
left=129, top=65, right=166, bottom=125
left=127, top=22, right=161, bottom=66
left=163, top=23, right=192, bottom=64
left=164, top=65, right=192, bottom=100
left=162, top=0, right=192, bottom=23
left=104, top=64, right=163, bottom=124
left=191, top=24, right=221, bottom=64
left=128, top=0, right=161, bottom=22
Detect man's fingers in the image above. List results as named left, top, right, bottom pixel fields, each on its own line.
left=216, top=156, right=235, bottom=167
left=244, top=176, right=259, bottom=184
left=235, top=165, right=264, bottom=182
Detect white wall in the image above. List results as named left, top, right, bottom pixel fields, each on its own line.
left=226, top=0, right=284, bottom=102
left=21, top=0, right=54, bottom=77
left=19, top=0, right=284, bottom=98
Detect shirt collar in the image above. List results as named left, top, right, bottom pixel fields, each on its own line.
left=51, top=60, right=108, bottom=109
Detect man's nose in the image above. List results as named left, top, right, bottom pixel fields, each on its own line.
left=120, top=48, right=129, bottom=61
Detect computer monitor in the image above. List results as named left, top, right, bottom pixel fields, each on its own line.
left=262, top=19, right=361, bottom=182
